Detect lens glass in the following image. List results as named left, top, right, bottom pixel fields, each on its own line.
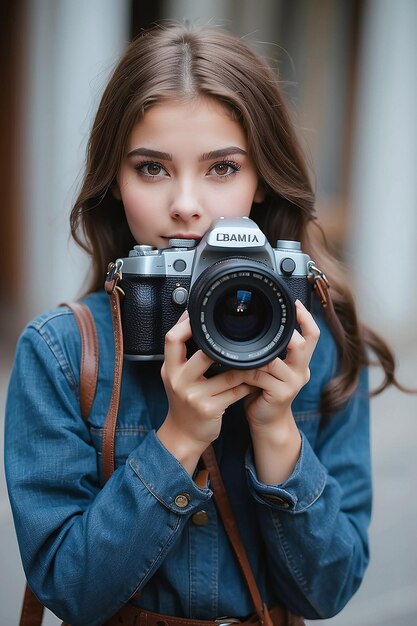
left=213, top=287, right=271, bottom=342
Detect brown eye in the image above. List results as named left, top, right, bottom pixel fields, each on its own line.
left=209, top=161, right=240, bottom=177
left=136, top=161, right=167, bottom=177
left=213, top=163, right=230, bottom=176
left=146, top=163, right=162, bottom=176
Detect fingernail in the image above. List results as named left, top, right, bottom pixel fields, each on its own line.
left=295, top=299, right=305, bottom=309
left=177, top=310, right=189, bottom=322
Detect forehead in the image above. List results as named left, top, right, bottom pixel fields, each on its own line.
left=126, top=97, right=248, bottom=151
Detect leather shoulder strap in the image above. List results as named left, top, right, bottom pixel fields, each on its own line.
left=20, top=302, right=99, bottom=626
left=101, top=287, right=124, bottom=482
left=201, top=445, right=273, bottom=626
left=19, top=585, right=44, bottom=626
left=61, top=301, right=99, bottom=421
left=63, top=295, right=124, bottom=483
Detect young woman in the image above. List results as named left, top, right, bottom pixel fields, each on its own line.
left=5, top=23, right=401, bottom=626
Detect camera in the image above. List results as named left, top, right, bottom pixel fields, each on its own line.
left=116, top=217, right=315, bottom=369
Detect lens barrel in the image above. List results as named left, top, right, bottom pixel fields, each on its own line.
left=188, top=258, right=296, bottom=368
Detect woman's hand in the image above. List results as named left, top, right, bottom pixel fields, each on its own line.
left=245, top=300, right=320, bottom=426
left=157, top=311, right=256, bottom=475
left=243, top=300, right=320, bottom=484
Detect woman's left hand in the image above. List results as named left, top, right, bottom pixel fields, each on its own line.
left=241, top=300, right=320, bottom=484
left=244, top=299, right=320, bottom=428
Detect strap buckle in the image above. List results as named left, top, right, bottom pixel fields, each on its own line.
left=215, top=619, right=241, bottom=626
left=307, top=262, right=331, bottom=308
left=308, top=262, right=330, bottom=287
left=105, top=259, right=123, bottom=294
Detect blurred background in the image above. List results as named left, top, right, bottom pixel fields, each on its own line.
left=1, top=0, right=416, bottom=624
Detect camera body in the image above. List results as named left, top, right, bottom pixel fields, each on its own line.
left=117, top=217, right=315, bottom=369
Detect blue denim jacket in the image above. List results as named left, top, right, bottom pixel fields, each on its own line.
left=5, top=290, right=371, bottom=625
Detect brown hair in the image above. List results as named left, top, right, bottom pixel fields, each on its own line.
left=70, top=22, right=403, bottom=414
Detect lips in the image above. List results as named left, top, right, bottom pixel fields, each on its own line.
left=163, top=233, right=202, bottom=241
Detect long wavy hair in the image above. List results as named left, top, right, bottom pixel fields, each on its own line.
left=70, top=23, right=403, bottom=414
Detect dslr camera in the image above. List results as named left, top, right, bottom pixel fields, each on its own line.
left=116, top=217, right=315, bottom=369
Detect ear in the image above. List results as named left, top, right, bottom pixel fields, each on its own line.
left=253, top=181, right=266, bottom=204
left=111, top=182, right=122, bottom=201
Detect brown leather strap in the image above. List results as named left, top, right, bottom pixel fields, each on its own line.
left=201, top=445, right=273, bottom=626
left=19, top=585, right=45, bottom=626
left=311, top=271, right=345, bottom=341
left=311, top=274, right=330, bottom=310
left=63, top=297, right=124, bottom=481
left=20, top=302, right=99, bottom=626
left=61, top=302, right=99, bottom=421
left=194, top=469, right=209, bottom=489
left=312, top=275, right=347, bottom=356
left=101, top=285, right=125, bottom=482
left=104, top=602, right=295, bottom=626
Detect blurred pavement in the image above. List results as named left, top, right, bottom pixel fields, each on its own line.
left=1, top=337, right=416, bottom=625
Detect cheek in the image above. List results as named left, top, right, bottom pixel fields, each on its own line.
left=220, top=180, right=260, bottom=213
left=118, top=191, right=147, bottom=233
left=119, top=181, right=151, bottom=219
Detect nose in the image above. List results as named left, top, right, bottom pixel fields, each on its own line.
left=168, top=180, right=202, bottom=222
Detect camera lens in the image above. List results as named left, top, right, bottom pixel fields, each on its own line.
left=213, top=287, right=271, bottom=342
left=188, top=258, right=296, bottom=369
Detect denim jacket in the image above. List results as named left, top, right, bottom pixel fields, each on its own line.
left=5, top=290, right=371, bottom=625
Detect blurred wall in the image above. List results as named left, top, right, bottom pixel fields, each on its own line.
left=20, top=0, right=130, bottom=317
left=350, top=0, right=417, bottom=335
left=0, top=0, right=130, bottom=337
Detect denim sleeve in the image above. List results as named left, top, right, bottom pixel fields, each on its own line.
left=5, top=324, right=211, bottom=626
left=245, top=368, right=371, bottom=620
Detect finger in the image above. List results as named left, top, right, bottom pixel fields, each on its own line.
left=240, top=366, right=289, bottom=392
left=214, top=383, right=259, bottom=408
left=258, top=357, right=291, bottom=382
left=241, top=362, right=306, bottom=405
left=163, top=313, right=192, bottom=369
left=283, top=329, right=314, bottom=371
left=182, top=348, right=215, bottom=379
left=295, top=300, right=320, bottom=346
left=284, top=301, right=320, bottom=365
left=200, top=368, right=250, bottom=396
left=176, top=310, right=189, bottom=324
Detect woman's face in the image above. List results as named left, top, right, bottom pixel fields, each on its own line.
left=115, top=97, right=264, bottom=248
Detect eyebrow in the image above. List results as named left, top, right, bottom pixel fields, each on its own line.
left=127, top=146, right=247, bottom=161
left=200, top=147, right=247, bottom=161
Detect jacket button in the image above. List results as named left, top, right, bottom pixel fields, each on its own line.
left=191, top=510, right=209, bottom=526
left=265, top=494, right=290, bottom=508
left=174, top=494, right=190, bottom=508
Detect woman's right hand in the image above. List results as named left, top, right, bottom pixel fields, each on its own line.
left=157, top=311, right=256, bottom=475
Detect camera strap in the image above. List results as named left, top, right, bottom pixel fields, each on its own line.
left=308, top=264, right=347, bottom=357
left=201, top=444, right=273, bottom=625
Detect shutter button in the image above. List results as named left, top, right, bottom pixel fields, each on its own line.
left=174, top=494, right=190, bottom=508
left=191, top=510, right=209, bottom=526
left=172, top=287, right=188, bottom=305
